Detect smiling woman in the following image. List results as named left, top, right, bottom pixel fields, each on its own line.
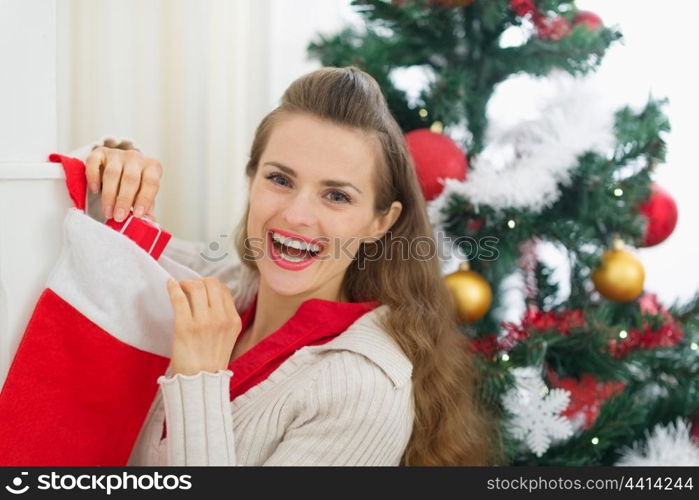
left=229, top=66, right=501, bottom=465
left=79, top=66, right=502, bottom=466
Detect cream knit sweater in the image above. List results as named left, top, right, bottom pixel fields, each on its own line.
left=74, top=137, right=414, bottom=465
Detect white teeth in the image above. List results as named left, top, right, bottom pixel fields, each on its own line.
left=271, top=232, right=321, bottom=253
left=279, top=253, right=306, bottom=263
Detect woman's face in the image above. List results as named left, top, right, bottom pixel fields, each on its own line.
left=246, top=113, right=402, bottom=301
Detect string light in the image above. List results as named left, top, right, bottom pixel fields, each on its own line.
left=419, top=108, right=428, bottom=118
left=591, top=437, right=599, bottom=445
left=691, top=342, right=698, bottom=351
left=619, top=330, right=628, bottom=339
left=614, top=188, right=624, bottom=197
left=501, top=353, right=510, bottom=362
left=507, top=220, right=516, bottom=229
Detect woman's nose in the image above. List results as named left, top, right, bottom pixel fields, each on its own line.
left=281, top=192, right=317, bottom=227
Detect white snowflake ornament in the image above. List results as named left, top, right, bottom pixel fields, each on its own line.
left=503, top=367, right=574, bottom=457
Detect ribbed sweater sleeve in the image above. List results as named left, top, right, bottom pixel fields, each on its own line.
left=157, top=351, right=413, bottom=466
left=158, top=370, right=236, bottom=466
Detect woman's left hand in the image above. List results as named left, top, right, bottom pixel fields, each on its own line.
left=166, top=277, right=242, bottom=376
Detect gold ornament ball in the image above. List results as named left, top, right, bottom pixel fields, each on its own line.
left=592, top=246, right=645, bottom=302
left=444, top=263, right=492, bottom=322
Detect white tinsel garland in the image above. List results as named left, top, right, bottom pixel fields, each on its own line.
left=428, top=72, right=616, bottom=231
left=615, top=419, right=699, bottom=466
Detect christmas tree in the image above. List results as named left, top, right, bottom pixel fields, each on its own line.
left=307, top=0, right=699, bottom=465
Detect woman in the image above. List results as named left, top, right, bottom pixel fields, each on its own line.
left=82, top=66, right=501, bottom=465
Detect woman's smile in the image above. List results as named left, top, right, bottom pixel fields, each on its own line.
left=267, top=230, right=324, bottom=271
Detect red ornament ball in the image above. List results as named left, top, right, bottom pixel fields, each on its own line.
left=535, top=15, right=572, bottom=40
left=510, top=0, right=537, bottom=17
left=573, top=11, right=603, bottom=31
left=639, top=183, right=678, bottom=247
left=404, top=128, right=468, bottom=201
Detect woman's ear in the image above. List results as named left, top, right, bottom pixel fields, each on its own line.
left=370, top=201, right=402, bottom=241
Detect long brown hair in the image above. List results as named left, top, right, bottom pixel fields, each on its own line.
left=234, top=66, right=502, bottom=465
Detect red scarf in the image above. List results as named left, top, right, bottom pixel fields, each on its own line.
left=228, top=293, right=380, bottom=400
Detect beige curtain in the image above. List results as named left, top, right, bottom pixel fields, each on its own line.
left=57, top=0, right=355, bottom=242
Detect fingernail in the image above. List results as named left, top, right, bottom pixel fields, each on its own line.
left=134, top=205, right=145, bottom=218
left=89, top=183, right=99, bottom=194
left=114, top=208, right=126, bottom=222
left=104, top=205, right=113, bottom=219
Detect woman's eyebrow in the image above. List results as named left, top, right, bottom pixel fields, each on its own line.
left=263, top=161, right=363, bottom=195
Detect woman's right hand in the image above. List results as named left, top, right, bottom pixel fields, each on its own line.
left=166, top=277, right=242, bottom=376
left=85, top=146, right=163, bottom=222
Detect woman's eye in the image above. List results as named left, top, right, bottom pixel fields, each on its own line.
left=326, top=191, right=351, bottom=204
left=265, top=173, right=290, bottom=187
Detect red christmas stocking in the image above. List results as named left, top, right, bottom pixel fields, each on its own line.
left=0, top=154, right=199, bottom=465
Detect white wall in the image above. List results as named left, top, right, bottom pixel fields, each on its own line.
left=0, top=0, right=74, bottom=386
left=0, top=0, right=56, bottom=158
